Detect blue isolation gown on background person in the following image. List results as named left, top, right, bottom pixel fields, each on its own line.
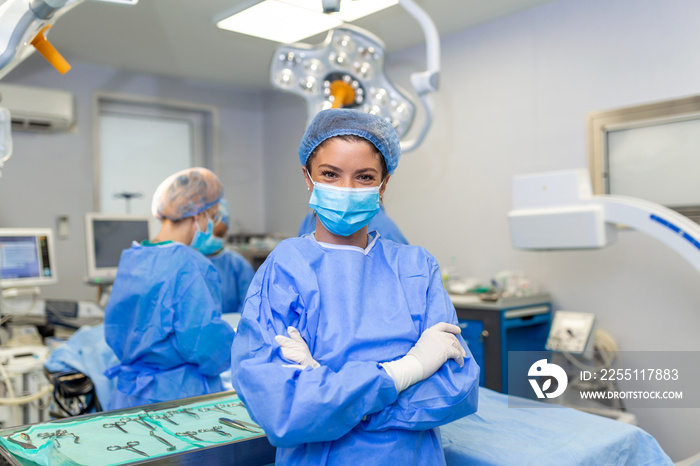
left=105, top=241, right=235, bottom=410
left=208, top=248, right=255, bottom=314
left=231, top=233, right=479, bottom=465
left=297, top=205, right=409, bottom=244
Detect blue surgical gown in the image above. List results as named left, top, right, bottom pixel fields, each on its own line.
left=208, top=248, right=255, bottom=314
left=298, top=205, right=409, bottom=244
left=231, top=232, right=479, bottom=465
left=105, top=241, right=235, bottom=410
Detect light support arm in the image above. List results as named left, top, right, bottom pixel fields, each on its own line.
left=398, top=0, right=440, bottom=153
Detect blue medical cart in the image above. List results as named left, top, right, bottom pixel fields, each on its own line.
left=452, top=293, right=552, bottom=394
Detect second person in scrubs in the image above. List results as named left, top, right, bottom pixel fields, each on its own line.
left=105, top=167, right=235, bottom=410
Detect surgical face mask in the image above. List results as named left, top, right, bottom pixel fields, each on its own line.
left=190, top=216, right=223, bottom=255
left=308, top=179, right=384, bottom=237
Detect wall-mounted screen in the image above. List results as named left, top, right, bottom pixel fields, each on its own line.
left=0, top=228, right=57, bottom=289
left=85, top=213, right=151, bottom=283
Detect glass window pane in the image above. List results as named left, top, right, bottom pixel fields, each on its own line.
left=99, top=113, right=193, bottom=215
left=607, top=118, right=700, bottom=207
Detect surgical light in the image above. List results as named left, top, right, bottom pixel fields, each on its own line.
left=269, top=0, right=440, bottom=152
left=271, top=26, right=415, bottom=139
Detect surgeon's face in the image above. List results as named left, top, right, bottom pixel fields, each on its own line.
left=304, top=138, right=389, bottom=193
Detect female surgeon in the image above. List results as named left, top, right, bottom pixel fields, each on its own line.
left=105, top=167, right=235, bottom=410
left=231, top=109, right=479, bottom=465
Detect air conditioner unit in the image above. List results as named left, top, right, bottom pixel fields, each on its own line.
left=0, top=83, right=75, bottom=132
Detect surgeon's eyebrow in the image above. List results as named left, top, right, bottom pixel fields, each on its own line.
left=317, top=163, right=345, bottom=173
left=354, top=167, right=380, bottom=175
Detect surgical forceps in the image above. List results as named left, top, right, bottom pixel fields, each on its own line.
left=107, top=441, right=149, bottom=457
left=219, top=417, right=262, bottom=433
left=150, top=430, right=176, bottom=452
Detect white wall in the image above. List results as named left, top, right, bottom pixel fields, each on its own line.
left=263, top=0, right=700, bottom=461
left=0, top=55, right=266, bottom=302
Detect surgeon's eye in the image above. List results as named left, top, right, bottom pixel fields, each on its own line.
left=321, top=170, right=338, bottom=179
left=358, top=174, right=376, bottom=182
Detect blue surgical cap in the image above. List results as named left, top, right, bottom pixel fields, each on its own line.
left=298, top=109, right=401, bottom=175
left=218, top=198, right=231, bottom=228
left=151, top=167, right=223, bottom=221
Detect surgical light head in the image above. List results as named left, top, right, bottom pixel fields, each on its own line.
left=151, top=167, right=223, bottom=221
left=271, top=26, right=415, bottom=142
left=299, top=108, right=401, bottom=174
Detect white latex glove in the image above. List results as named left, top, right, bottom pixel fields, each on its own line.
left=381, top=322, right=467, bottom=393
left=274, top=326, right=321, bottom=369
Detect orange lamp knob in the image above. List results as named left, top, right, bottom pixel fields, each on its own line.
left=30, top=25, right=71, bottom=75
left=329, top=80, right=356, bottom=108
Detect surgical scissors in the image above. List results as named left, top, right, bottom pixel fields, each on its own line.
left=103, top=421, right=128, bottom=433
left=107, top=441, right=149, bottom=457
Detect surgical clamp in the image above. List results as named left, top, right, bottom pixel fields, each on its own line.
left=198, top=425, right=231, bottom=437
left=107, top=440, right=149, bottom=457
left=151, top=412, right=179, bottom=425
left=176, top=431, right=204, bottom=441
left=198, top=404, right=234, bottom=415
left=103, top=421, right=128, bottom=433
left=167, top=408, right=199, bottom=419
left=37, top=429, right=79, bottom=447
left=220, top=402, right=245, bottom=408
left=121, top=415, right=155, bottom=430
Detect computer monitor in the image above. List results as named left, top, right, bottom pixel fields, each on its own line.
left=84, top=213, right=152, bottom=284
left=0, top=228, right=57, bottom=290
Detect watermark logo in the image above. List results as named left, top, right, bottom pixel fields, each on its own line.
left=528, top=359, right=567, bottom=399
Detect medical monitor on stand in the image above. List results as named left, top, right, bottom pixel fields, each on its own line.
left=84, top=213, right=151, bottom=285
left=0, top=228, right=57, bottom=297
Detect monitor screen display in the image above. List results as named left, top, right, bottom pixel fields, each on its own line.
left=85, top=213, right=151, bottom=283
left=0, top=228, right=57, bottom=289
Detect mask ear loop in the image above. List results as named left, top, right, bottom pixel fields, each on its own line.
left=304, top=169, right=315, bottom=192
left=378, top=177, right=388, bottom=203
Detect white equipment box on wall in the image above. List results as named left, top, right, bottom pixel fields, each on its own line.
left=0, top=83, right=75, bottom=132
